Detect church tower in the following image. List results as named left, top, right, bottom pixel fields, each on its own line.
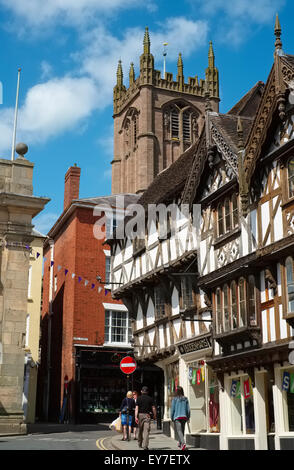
left=111, top=28, right=219, bottom=194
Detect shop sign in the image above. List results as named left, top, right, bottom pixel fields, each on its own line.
left=178, top=336, right=211, bottom=355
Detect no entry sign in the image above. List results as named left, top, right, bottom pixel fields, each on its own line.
left=120, top=356, right=137, bottom=375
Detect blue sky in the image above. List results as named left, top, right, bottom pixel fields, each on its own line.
left=0, top=0, right=292, bottom=233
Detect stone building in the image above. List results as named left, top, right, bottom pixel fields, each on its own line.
left=0, top=144, right=49, bottom=435
left=111, top=28, right=219, bottom=195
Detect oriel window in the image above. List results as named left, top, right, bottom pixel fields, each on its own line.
left=286, top=257, right=294, bottom=313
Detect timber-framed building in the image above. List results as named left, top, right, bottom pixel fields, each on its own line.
left=110, top=17, right=294, bottom=450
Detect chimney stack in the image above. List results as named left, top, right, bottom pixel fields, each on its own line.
left=64, top=164, right=81, bottom=211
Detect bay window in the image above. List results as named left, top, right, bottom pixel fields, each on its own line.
left=286, top=257, right=294, bottom=313
left=214, top=276, right=257, bottom=334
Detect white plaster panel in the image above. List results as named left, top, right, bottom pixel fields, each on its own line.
left=146, top=298, right=155, bottom=326
left=261, top=201, right=270, bottom=245
left=279, top=304, right=288, bottom=340
left=274, top=199, right=283, bottom=242
left=260, top=271, right=266, bottom=303
left=159, top=325, right=165, bottom=349
left=262, top=310, right=268, bottom=344
left=269, top=307, right=276, bottom=342
left=136, top=303, right=144, bottom=330
left=171, top=287, right=179, bottom=316
left=162, top=240, right=169, bottom=265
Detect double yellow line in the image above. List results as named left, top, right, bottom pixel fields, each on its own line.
left=96, top=438, right=109, bottom=450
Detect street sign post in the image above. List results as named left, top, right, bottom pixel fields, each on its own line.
left=120, top=356, right=137, bottom=441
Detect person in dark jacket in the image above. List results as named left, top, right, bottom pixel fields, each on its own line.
left=119, top=391, right=136, bottom=441
left=170, top=386, right=190, bottom=450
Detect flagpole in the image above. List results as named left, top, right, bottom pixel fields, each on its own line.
left=11, top=67, right=21, bottom=161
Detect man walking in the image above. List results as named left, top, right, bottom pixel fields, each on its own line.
left=135, top=386, right=156, bottom=450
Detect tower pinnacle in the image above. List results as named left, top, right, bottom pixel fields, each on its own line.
left=116, top=60, right=123, bottom=88
left=274, top=13, right=282, bottom=52
left=143, top=27, right=150, bottom=55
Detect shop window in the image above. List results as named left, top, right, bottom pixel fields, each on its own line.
left=216, top=194, right=239, bottom=238
left=181, top=276, right=194, bottom=310
left=286, top=257, right=294, bottom=313
left=167, top=361, right=179, bottom=416
left=230, top=376, right=255, bottom=435
left=281, top=368, right=294, bottom=432
left=154, top=286, right=165, bottom=319
left=104, top=310, right=131, bottom=344
left=208, top=369, right=220, bottom=433
left=288, top=157, right=294, bottom=199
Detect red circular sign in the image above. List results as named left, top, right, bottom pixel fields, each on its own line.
left=120, top=356, right=137, bottom=375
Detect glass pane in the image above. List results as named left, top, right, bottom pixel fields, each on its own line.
left=231, top=281, right=238, bottom=329
left=183, top=111, right=191, bottom=140
left=171, top=110, right=179, bottom=138
left=282, top=369, right=294, bottom=432
left=232, top=194, right=239, bottom=228
left=216, top=289, right=222, bottom=334
left=181, top=277, right=193, bottom=309
left=208, top=370, right=220, bottom=433
left=238, top=278, right=246, bottom=327
left=286, top=258, right=294, bottom=312
left=288, top=158, right=294, bottom=197
left=223, top=284, right=230, bottom=332
left=225, top=198, right=231, bottom=232
left=231, top=379, right=242, bottom=435
left=248, top=276, right=256, bottom=326
left=218, top=204, right=224, bottom=236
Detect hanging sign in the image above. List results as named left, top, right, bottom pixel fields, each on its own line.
left=188, top=367, right=193, bottom=381
left=192, top=369, right=196, bottom=385
left=201, top=366, right=205, bottom=382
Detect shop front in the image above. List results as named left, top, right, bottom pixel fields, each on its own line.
left=160, top=334, right=220, bottom=449
left=75, top=346, right=164, bottom=424
left=273, top=363, right=294, bottom=450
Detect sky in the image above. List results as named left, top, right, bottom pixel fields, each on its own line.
left=0, top=0, right=293, bottom=234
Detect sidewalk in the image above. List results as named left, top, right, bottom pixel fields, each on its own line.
left=111, top=422, right=198, bottom=451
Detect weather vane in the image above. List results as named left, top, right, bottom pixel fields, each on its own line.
left=163, top=42, right=168, bottom=78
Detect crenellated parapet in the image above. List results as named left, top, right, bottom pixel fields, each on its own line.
left=113, top=28, right=219, bottom=115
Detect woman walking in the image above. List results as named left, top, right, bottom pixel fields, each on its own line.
left=170, top=386, right=190, bottom=450
left=119, top=391, right=136, bottom=441
left=132, top=391, right=139, bottom=439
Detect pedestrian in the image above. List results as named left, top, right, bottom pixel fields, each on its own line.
left=119, top=391, right=136, bottom=441
left=170, top=386, right=190, bottom=451
left=132, top=390, right=139, bottom=439
left=135, top=386, right=156, bottom=451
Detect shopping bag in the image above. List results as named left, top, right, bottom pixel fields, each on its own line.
left=109, top=416, right=123, bottom=433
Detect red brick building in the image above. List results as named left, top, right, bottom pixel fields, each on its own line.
left=37, top=165, right=139, bottom=423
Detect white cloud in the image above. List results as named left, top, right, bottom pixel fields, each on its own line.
left=0, top=17, right=208, bottom=154
left=40, top=61, right=53, bottom=80
left=0, top=0, right=156, bottom=27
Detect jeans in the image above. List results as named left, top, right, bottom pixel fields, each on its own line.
left=174, top=419, right=186, bottom=446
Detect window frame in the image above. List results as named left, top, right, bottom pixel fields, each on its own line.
left=216, top=194, right=239, bottom=239
left=104, top=309, right=132, bottom=345
left=287, top=156, right=294, bottom=199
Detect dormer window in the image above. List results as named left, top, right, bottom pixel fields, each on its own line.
left=216, top=194, right=239, bottom=238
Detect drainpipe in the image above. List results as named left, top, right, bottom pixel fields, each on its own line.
left=45, top=238, right=54, bottom=421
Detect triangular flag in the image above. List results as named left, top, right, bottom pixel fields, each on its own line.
left=51, top=261, right=54, bottom=267
left=44, top=257, right=47, bottom=261
left=65, top=269, right=68, bottom=276
left=36, top=252, right=40, bottom=259
left=72, top=273, right=75, bottom=279
left=91, top=283, right=95, bottom=289
left=78, top=276, right=82, bottom=283
left=25, top=245, right=30, bottom=250
left=98, top=287, right=102, bottom=293
left=58, top=265, right=62, bottom=271
left=105, top=289, right=109, bottom=295
left=85, top=280, right=89, bottom=286
left=192, top=369, right=196, bottom=385
left=197, top=369, right=201, bottom=385
left=201, top=366, right=205, bottom=382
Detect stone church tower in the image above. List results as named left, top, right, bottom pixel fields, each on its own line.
left=111, top=28, right=219, bottom=194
